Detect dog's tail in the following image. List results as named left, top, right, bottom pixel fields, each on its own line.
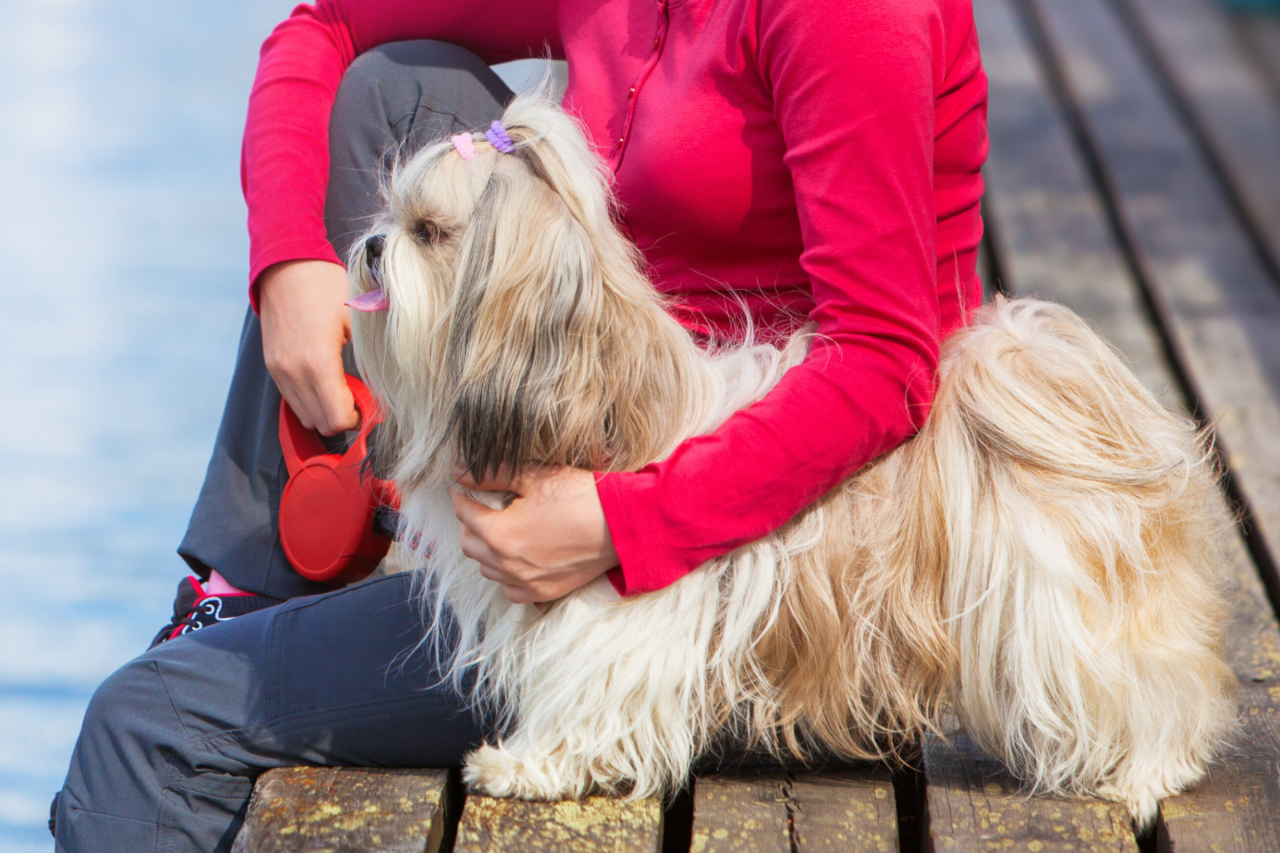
left=929, top=296, right=1236, bottom=827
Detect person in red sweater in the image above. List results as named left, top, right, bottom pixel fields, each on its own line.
left=53, top=1, right=986, bottom=849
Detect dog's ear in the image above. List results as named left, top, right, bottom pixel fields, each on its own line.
left=444, top=171, right=615, bottom=479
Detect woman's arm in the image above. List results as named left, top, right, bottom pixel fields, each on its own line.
left=595, top=0, right=988, bottom=594
left=243, top=0, right=562, bottom=433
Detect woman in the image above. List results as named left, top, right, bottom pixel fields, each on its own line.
left=54, top=0, right=986, bottom=849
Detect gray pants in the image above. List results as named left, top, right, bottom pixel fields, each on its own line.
left=177, top=41, right=512, bottom=599
left=55, top=574, right=486, bottom=853
left=55, top=43, right=510, bottom=853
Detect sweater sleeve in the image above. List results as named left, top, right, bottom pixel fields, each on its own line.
left=598, top=0, right=986, bottom=595
left=242, top=0, right=562, bottom=306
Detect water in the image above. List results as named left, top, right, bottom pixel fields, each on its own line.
left=0, top=2, right=548, bottom=847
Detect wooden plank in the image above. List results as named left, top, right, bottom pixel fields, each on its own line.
left=1117, top=0, right=1280, bottom=283
left=454, top=794, right=662, bottom=852
left=790, top=770, right=898, bottom=853
left=689, top=769, right=898, bottom=853
left=924, top=732, right=1137, bottom=852
left=231, top=767, right=451, bottom=853
left=975, top=0, right=1177, bottom=405
left=689, top=774, right=790, bottom=853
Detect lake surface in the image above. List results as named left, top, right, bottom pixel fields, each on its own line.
left=0, top=2, right=542, bottom=848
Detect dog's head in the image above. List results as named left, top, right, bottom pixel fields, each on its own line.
left=350, top=94, right=700, bottom=491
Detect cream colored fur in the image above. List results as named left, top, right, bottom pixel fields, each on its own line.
left=350, top=93, right=1237, bottom=828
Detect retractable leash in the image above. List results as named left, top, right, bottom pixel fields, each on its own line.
left=278, top=374, right=401, bottom=584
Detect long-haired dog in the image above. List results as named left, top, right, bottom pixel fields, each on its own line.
left=348, top=94, right=1236, bottom=826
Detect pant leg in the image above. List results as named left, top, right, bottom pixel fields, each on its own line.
left=179, top=43, right=513, bottom=599
left=56, top=573, right=487, bottom=853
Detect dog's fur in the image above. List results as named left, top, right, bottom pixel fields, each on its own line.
left=350, top=94, right=1237, bottom=827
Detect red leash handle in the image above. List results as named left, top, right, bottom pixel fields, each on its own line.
left=278, top=375, right=400, bottom=585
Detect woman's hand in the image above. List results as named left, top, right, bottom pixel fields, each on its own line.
left=450, top=465, right=619, bottom=604
left=259, top=259, right=360, bottom=436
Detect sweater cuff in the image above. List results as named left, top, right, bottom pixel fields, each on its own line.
left=248, top=238, right=345, bottom=313
left=598, top=470, right=690, bottom=597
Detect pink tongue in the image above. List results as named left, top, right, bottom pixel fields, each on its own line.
left=346, top=288, right=389, bottom=312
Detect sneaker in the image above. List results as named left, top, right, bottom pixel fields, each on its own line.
left=149, top=576, right=284, bottom=648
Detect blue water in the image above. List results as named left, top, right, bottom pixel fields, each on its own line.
left=0, top=3, right=544, bottom=848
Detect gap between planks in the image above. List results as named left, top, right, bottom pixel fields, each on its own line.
left=689, top=769, right=897, bottom=853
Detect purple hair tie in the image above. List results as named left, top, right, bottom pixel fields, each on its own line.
left=485, top=121, right=516, bottom=154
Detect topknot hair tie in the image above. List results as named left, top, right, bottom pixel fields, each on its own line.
left=485, top=121, right=516, bottom=154
left=451, top=133, right=477, bottom=160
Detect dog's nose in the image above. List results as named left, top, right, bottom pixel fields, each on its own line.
left=365, top=234, right=385, bottom=267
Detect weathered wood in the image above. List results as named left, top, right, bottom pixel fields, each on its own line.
left=453, top=794, right=662, bottom=852
left=232, top=767, right=451, bottom=853
left=924, top=732, right=1137, bottom=852
left=689, top=774, right=790, bottom=853
left=1117, top=0, right=1280, bottom=284
left=974, top=0, right=1177, bottom=404
left=689, top=770, right=898, bottom=852
left=790, top=770, right=897, bottom=853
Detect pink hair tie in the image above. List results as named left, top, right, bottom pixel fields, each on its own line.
left=346, top=288, right=389, bottom=312
left=485, top=121, right=516, bottom=154
left=451, top=133, right=477, bottom=160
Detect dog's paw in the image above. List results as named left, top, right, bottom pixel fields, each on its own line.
left=464, top=744, right=579, bottom=800
left=1096, top=781, right=1160, bottom=831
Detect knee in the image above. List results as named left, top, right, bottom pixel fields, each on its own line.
left=59, top=658, right=183, bottom=830
left=79, top=657, right=181, bottom=759
left=346, top=40, right=495, bottom=87
left=335, top=41, right=511, bottom=141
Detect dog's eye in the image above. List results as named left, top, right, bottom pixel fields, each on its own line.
left=413, top=219, right=447, bottom=245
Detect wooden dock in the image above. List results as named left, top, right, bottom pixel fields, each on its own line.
left=233, top=0, right=1280, bottom=848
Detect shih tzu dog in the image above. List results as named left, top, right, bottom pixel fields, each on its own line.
left=347, top=94, right=1236, bottom=827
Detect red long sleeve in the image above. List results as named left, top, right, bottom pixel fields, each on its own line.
left=241, top=0, right=987, bottom=595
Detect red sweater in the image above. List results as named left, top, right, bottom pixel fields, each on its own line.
left=243, top=0, right=988, bottom=596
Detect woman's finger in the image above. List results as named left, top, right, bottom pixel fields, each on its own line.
left=460, top=525, right=502, bottom=572
left=449, top=484, right=500, bottom=537
left=454, top=463, right=519, bottom=493
left=501, top=584, right=540, bottom=605
left=312, top=366, right=359, bottom=435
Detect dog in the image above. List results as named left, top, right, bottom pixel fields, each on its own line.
left=348, top=93, right=1237, bottom=827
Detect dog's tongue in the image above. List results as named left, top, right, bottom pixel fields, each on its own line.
left=346, top=288, right=389, bottom=312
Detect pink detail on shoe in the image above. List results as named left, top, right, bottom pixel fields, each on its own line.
left=205, top=570, right=249, bottom=596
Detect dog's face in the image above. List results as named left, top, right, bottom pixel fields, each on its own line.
left=349, top=96, right=696, bottom=492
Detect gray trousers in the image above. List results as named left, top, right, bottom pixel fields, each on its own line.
left=178, top=41, right=512, bottom=599
left=55, top=43, right=511, bottom=853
